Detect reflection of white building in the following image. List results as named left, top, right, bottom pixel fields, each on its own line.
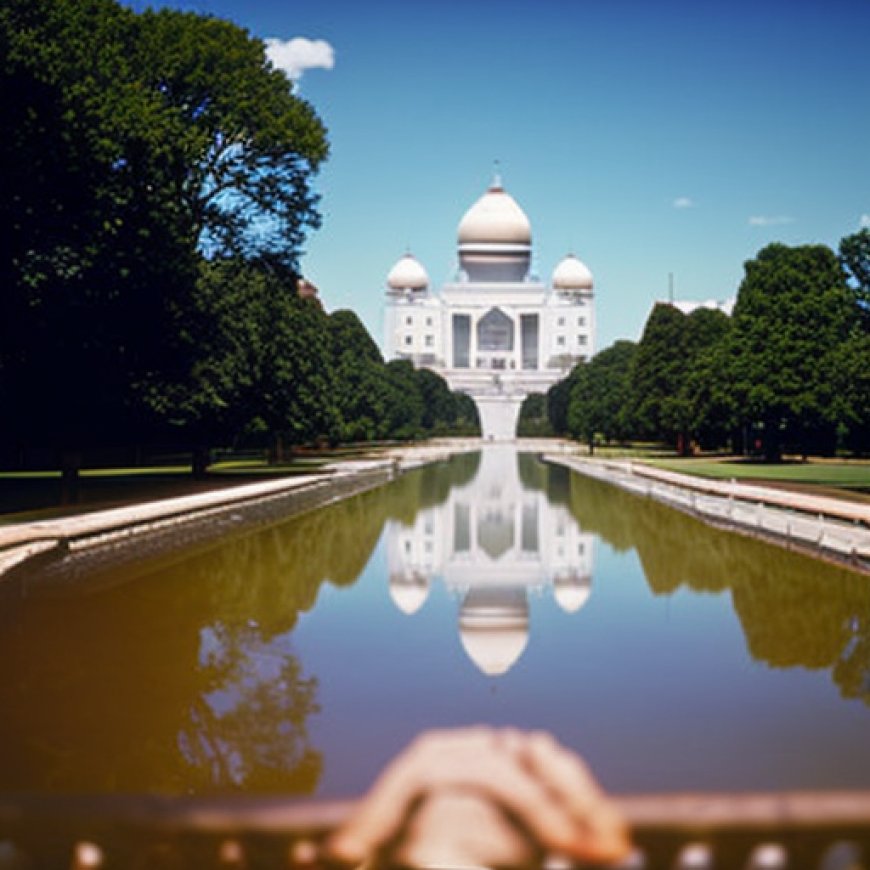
left=384, top=174, right=596, bottom=439
left=386, top=448, right=594, bottom=676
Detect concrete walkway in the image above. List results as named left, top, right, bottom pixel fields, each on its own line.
left=0, top=441, right=478, bottom=585
left=547, top=454, right=870, bottom=574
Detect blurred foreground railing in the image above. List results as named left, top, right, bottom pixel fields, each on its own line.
left=1, top=791, right=869, bottom=869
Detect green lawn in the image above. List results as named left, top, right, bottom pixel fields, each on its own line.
left=644, top=456, right=870, bottom=493
left=0, top=441, right=406, bottom=523
left=0, top=458, right=335, bottom=524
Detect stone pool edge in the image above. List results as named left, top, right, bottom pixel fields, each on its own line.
left=0, top=440, right=482, bottom=588
left=544, top=454, right=870, bottom=576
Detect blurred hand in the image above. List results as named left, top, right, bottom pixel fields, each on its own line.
left=326, top=727, right=631, bottom=867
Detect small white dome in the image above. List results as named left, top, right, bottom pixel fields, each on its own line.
left=389, top=572, right=430, bottom=615
left=387, top=253, right=429, bottom=291
left=553, top=574, right=592, bottom=613
left=457, top=183, right=532, bottom=246
left=552, top=254, right=593, bottom=290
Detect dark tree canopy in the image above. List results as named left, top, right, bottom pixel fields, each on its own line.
left=517, top=393, right=552, bottom=437
left=839, top=228, right=870, bottom=325
left=134, top=7, right=328, bottom=267
left=546, top=364, right=584, bottom=435
left=536, top=231, right=869, bottom=458
left=719, top=244, right=853, bottom=459
left=0, top=0, right=329, bottom=469
left=568, top=340, right=637, bottom=451
left=628, top=303, right=689, bottom=444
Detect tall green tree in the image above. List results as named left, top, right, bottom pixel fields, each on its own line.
left=568, top=340, right=637, bottom=452
left=721, top=244, right=852, bottom=460
left=830, top=332, right=870, bottom=455
left=0, top=0, right=195, bottom=471
left=517, top=393, right=552, bottom=437
left=667, top=308, right=731, bottom=452
left=546, top=364, right=584, bottom=435
left=0, top=0, right=328, bottom=472
left=628, top=303, right=688, bottom=445
left=381, top=360, right=425, bottom=440
left=133, top=8, right=327, bottom=267
left=327, top=310, right=388, bottom=442
left=144, top=258, right=337, bottom=471
left=839, top=228, right=870, bottom=325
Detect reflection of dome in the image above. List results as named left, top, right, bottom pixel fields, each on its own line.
left=387, top=253, right=429, bottom=291
left=458, top=587, right=529, bottom=676
left=553, top=573, right=591, bottom=613
left=552, top=254, right=593, bottom=290
left=389, top=571, right=430, bottom=615
left=457, top=183, right=532, bottom=246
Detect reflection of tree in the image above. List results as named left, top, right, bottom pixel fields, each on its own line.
left=385, top=451, right=482, bottom=525
left=517, top=451, right=547, bottom=492
left=0, top=451, right=486, bottom=793
left=180, top=625, right=321, bottom=793
left=833, top=616, right=870, bottom=702
left=567, top=471, right=870, bottom=706
left=516, top=452, right=570, bottom=505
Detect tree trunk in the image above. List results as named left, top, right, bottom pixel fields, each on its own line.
left=192, top=445, right=210, bottom=479
left=60, top=450, right=82, bottom=505
left=762, top=421, right=781, bottom=463
left=588, top=436, right=595, bottom=456
left=270, top=432, right=289, bottom=464
left=269, top=432, right=293, bottom=465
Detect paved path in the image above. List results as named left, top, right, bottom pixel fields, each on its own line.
left=0, top=441, right=479, bottom=584
left=547, top=455, right=870, bottom=574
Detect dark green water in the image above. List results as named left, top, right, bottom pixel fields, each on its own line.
left=0, top=446, right=868, bottom=799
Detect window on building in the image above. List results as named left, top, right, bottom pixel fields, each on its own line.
left=477, top=307, right=514, bottom=351
left=578, top=335, right=587, bottom=345
left=557, top=335, right=566, bottom=346
left=404, top=335, right=412, bottom=346
left=425, top=317, right=433, bottom=326
left=425, top=335, right=434, bottom=347
left=521, top=313, right=539, bottom=370
left=577, top=316, right=586, bottom=326
left=405, top=316, right=413, bottom=325
left=557, top=316, right=565, bottom=326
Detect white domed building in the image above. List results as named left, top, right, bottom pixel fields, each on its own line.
left=384, top=174, right=596, bottom=439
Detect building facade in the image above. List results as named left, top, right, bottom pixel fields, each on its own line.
left=384, top=176, right=596, bottom=439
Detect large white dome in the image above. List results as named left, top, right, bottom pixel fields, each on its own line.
left=457, top=183, right=532, bottom=246
left=387, top=252, right=429, bottom=291
left=552, top=254, right=593, bottom=290
left=458, top=588, right=529, bottom=676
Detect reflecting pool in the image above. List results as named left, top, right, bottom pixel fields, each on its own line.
left=1, top=446, right=869, bottom=799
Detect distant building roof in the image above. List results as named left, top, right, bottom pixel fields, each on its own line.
left=665, top=298, right=735, bottom=316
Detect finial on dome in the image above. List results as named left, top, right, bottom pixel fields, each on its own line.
left=491, top=159, right=503, bottom=191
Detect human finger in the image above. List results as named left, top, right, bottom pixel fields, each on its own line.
left=521, top=731, right=631, bottom=863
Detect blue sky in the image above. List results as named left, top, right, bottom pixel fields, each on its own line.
left=125, top=0, right=870, bottom=350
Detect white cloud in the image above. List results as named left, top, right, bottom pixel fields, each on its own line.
left=265, top=37, right=335, bottom=82
left=860, top=214, right=870, bottom=229
left=672, top=197, right=694, bottom=209
left=748, top=215, right=795, bottom=227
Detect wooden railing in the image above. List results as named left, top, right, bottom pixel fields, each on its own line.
left=1, top=791, right=869, bottom=868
